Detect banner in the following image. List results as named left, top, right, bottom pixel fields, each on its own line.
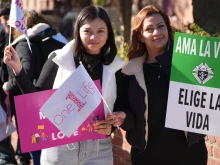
left=165, top=32, right=220, bottom=136
left=14, top=80, right=106, bottom=153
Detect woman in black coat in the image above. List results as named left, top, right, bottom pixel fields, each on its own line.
left=108, top=5, right=208, bottom=165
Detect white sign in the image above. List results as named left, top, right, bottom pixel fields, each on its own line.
left=8, top=0, right=31, bottom=51
left=165, top=81, right=220, bottom=136
left=40, top=64, right=102, bottom=137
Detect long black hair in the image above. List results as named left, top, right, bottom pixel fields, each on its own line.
left=73, top=6, right=117, bottom=65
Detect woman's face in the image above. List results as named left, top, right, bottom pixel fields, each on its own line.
left=80, top=18, right=108, bottom=55
left=141, top=13, right=168, bottom=53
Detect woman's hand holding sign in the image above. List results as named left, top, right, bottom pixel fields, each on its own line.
left=4, top=45, right=22, bottom=75
left=94, top=120, right=112, bottom=135
left=94, top=112, right=127, bottom=135
left=107, top=112, right=126, bottom=127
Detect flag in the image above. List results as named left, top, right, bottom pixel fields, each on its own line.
left=8, top=0, right=31, bottom=51
left=40, top=64, right=103, bottom=137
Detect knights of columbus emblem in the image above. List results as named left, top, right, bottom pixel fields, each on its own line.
left=192, top=63, right=214, bottom=84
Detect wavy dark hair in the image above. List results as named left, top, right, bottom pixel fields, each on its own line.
left=128, top=5, right=174, bottom=60
left=13, top=10, right=55, bottom=40
left=73, top=6, right=117, bottom=65
left=24, top=10, right=53, bottom=29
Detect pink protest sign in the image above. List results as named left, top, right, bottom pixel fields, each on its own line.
left=14, top=80, right=106, bottom=153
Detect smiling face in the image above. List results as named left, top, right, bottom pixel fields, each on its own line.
left=141, top=13, right=168, bottom=55
left=79, top=18, right=108, bottom=55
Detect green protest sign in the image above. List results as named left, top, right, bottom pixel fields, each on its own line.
left=165, top=32, right=220, bottom=136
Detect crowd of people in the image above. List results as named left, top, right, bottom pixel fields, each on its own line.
left=0, top=2, right=207, bottom=165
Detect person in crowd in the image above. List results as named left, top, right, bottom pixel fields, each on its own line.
left=4, top=6, right=125, bottom=165
left=0, top=3, right=10, bottom=117
left=2, top=10, right=67, bottom=165
left=108, top=5, right=208, bottom=165
left=0, top=2, right=18, bottom=165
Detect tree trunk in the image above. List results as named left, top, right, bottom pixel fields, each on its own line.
left=53, top=0, right=62, bottom=15
left=138, top=0, right=142, bottom=10
left=79, top=0, right=93, bottom=7
left=162, top=0, right=173, bottom=16
left=71, top=0, right=93, bottom=7
left=193, top=0, right=220, bottom=34
left=119, top=0, right=132, bottom=43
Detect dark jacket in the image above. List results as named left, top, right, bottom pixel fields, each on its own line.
left=120, top=41, right=206, bottom=152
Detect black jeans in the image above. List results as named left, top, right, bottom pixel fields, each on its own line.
left=30, top=150, right=41, bottom=165
left=14, top=132, right=31, bottom=165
